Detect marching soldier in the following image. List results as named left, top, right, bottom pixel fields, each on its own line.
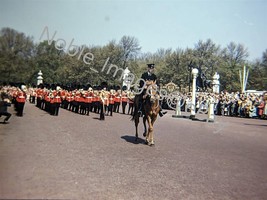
left=95, top=90, right=101, bottom=114
left=91, top=90, right=96, bottom=113
left=40, top=88, right=46, bottom=110
left=16, top=89, right=26, bottom=117
left=91, top=90, right=97, bottom=113
left=102, top=88, right=109, bottom=115
left=65, top=91, right=72, bottom=110
left=36, top=87, right=43, bottom=108
left=53, top=91, right=62, bottom=116
left=114, top=90, right=121, bottom=113
left=80, top=91, right=86, bottom=115
left=108, top=89, right=115, bottom=116
left=73, top=91, right=81, bottom=113
left=44, top=91, right=51, bottom=113
left=69, top=92, right=75, bottom=111
left=12, top=89, right=18, bottom=105
left=29, top=88, right=37, bottom=104
left=128, top=91, right=135, bottom=115
left=62, top=90, right=68, bottom=109
left=121, top=90, right=128, bottom=114
left=50, top=91, right=56, bottom=115
left=84, top=88, right=93, bottom=116
left=99, top=88, right=108, bottom=120
left=60, top=88, right=67, bottom=108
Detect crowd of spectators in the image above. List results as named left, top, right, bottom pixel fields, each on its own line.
left=165, top=91, right=267, bottom=119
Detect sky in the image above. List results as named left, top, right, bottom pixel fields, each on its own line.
left=0, top=0, right=266, bottom=61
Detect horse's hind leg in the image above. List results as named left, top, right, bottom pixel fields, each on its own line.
left=143, top=116, right=147, bottom=137
left=134, top=115, right=139, bottom=141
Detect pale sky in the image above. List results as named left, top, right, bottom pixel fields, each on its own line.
left=0, top=0, right=266, bottom=61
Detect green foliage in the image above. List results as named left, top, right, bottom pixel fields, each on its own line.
left=0, top=27, right=35, bottom=83
left=0, top=27, right=266, bottom=92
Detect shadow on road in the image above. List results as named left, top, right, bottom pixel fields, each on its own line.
left=92, top=117, right=101, bottom=120
left=243, top=123, right=267, bottom=127
left=0, top=121, right=9, bottom=124
left=121, top=135, right=146, bottom=145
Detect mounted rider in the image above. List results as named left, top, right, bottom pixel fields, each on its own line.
left=137, top=63, right=167, bottom=117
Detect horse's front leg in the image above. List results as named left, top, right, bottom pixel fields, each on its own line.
left=143, top=116, right=147, bottom=137
left=146, top=116, right=154, bottom=146
left=149, top=115, right=157, bottom=145
left=135, top=114, right=139, bottom=141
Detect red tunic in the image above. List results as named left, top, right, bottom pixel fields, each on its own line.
left=16, top=92, right=26, bottom=103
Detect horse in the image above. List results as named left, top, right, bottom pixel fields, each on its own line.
left=131, top=83, right=160, bottom=146
left=196, top=74, right=212, bottom=92
left=202, top=79, right=212, bottom=91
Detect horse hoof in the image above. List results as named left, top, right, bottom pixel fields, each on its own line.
left=135, top=137, right=138, bottom=141
left=148, top=141, right=155, bottom=146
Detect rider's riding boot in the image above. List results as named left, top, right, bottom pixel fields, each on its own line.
left=138, top=109, right=142, bottom=117
left=159, top=106, right=167, bottom=117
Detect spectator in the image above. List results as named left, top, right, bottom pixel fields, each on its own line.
left=257, top=96, right=265, bottom=119
left=264, top=99, right=267, bottom=119
left=249, top=105, right=257, bottom=118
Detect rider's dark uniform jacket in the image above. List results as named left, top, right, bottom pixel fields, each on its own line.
left=140, top=72, right=157, bottom=88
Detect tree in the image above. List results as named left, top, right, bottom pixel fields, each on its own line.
left=34, top=40, right=64, bottom=84
left=247, top=50, right=267, bottom=90
left=119, top=36, right=141, bottom=68
left=0, top=27, right=35, bottom=83
left=247, top=59, right=265, bottom=90
left=219, top=42, right=249, bottom=91
left=193, top=39, right=221, bottom=77
left=262, top=49, right=267, bottom=79
left=1, top=27, right=265, bottom=92
left=159, top=49, right=186, bottom=87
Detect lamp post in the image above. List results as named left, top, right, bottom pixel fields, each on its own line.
left=207, top=95, right=215, bottom=122
left=188, top=64, right=192, bottom=92
left=190, top=68, right=198, bottom=119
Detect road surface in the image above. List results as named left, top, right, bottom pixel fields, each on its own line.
left=0, top=103, right=267, bottom=199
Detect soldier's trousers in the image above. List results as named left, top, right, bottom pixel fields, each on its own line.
left=128, top=103, right=134, bottom=115
left=122, top=102, right=127, bottom=114
left=16, top=102, right=25, bottom=116
left=114, top=102, right=120, bottom=113
left=108, top=104, right=114, bottom=116
left=85, top=103, right=91, bottom=115
left=54, top=103, right=60, bottom=116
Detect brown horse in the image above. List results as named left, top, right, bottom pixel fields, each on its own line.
left=131, top=84, right=160, bottom=146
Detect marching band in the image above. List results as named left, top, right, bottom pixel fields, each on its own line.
left=0, top=85, right=136, bottom=120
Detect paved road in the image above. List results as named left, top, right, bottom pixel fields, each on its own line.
left=0, top=103, right=267, bottom=200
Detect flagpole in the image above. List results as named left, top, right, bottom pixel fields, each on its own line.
left=242, top=65, right=246, bottom=93
left=239, top=70, right=243, bottom=93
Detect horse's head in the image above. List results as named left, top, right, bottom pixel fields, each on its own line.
left=146, top=83, right=159, bottom=105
